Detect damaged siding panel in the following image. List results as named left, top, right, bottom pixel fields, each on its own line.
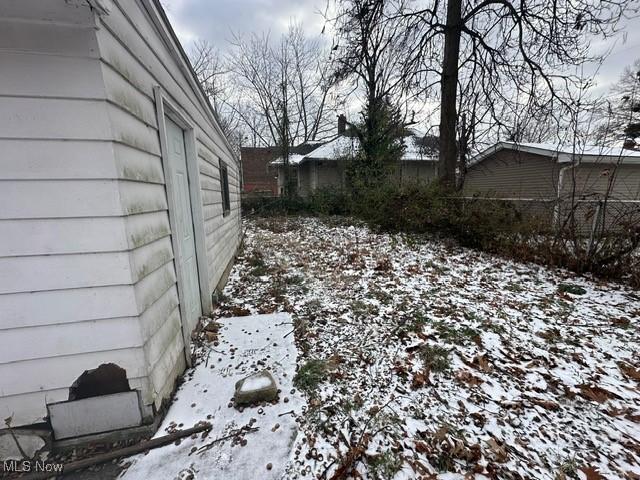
left=0, top=348, right=147, bottom=398
left=1, top=374, right=150, bottom=428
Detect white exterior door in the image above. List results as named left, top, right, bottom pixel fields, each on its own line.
left=165, top=116, right=202, bottom=330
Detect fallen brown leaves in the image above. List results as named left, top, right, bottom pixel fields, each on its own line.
left=486, top=438, right=509, bottom=463
left=579, top=466, right=606, bottom=480
left=528, top=397, right=560, bottom=411
left=412, top=370, right=430, bottom=389
left=619, top=362, right=640, bottom=382
left=456, top=370, right=484, bottom=387
left=578, top=384, right=622, bottom=403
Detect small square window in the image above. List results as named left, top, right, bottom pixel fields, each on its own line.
left=219, top=160, right=231, bottom=217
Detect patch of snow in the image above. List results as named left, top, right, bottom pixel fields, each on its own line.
left=120, top=313, right=305, bottom=480
left=179, top=217, right=640, bottom=479
left=239, top=374, right=273, bottom=393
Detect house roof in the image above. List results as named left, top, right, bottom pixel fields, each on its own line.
left=271, top=134, right=437, bottom=166
left=305, top=136, right=359, bottom=161
left=471, top=141, right=640, bottom=167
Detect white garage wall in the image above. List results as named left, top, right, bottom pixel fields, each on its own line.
left=0, top=0, right=241, bottom=428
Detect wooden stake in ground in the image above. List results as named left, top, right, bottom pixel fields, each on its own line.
left=19, top=423, right=212, bottom=480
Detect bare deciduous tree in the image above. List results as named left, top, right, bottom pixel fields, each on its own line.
left=227, top=23, right=337, bottom=148
left=404, top=0, right=637, bottom=187
left=329, top=0, right=421, bottom=187
left=189, top=40, right=245, bottom=149
left=596, top=58, right=640, bottom=149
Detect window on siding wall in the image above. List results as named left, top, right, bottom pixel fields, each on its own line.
left=220, top=160, right=231, bottom=216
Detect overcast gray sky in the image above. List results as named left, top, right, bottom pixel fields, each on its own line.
left=162, top=0, right=640, bottom=97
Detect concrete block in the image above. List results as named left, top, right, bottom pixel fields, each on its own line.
left=47, top=391, right=142, bottom=440
left=0, top=428, right=50, bottom=460
left=234, top=370, right=277, bottom=405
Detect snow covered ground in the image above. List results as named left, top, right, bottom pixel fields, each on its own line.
left=210, top=216, right=640, bottom=480
left=120, top=313, right=305, bottom=480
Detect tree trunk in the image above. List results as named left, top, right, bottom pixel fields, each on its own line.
left=438, top=0, right=462, bottom=189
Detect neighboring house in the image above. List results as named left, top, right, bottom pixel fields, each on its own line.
left=241, top=144, right=320, bottom=196
left=273, top=125, right=438, bottom=196
left=240, top=147, right=279, bottom=196
left=464, top=141, right=640, bottom=232
left=0, top=0, right=241, bottom=435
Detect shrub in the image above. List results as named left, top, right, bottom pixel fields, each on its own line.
left=558, top=283, right=587, bottom=295
left=368, top=450, right=403, bottom=480
left=419, top=345, right=451, bottom=373
left=243, top=179, right=639, bottom=288
left=294, top=359, right=328, bottom=393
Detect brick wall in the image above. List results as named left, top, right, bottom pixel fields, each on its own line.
left=240, top=147, right=278, bottom=196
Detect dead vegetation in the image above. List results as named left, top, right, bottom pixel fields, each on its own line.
left=213, top=216, right=640, bottom=479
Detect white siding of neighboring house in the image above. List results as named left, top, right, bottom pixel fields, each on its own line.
left=0, top=0, right=241, bottom=428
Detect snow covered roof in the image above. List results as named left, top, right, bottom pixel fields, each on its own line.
left=270, top=153, right=306, bottom=166
left=270, top=134, right=437, bottom=166
left=471, top=141, right=640, bottom=167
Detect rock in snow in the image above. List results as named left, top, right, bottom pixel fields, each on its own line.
left=235, top=370, right=278, bottom=405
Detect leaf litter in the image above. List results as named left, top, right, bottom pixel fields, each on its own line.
left=173, top=216, right=640, bottom=479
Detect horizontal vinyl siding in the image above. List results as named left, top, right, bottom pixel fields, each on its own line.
left=0, top=16, right=99, bottom=57
left=91, top=0, right=241, bottom=410
left=96, top=2, right=184, bottom=411
left=0, top=285, right=139, bottom=331
left=0, top=4, right=146, bottom=428
left=198, top=147, right=241, bottom=292
left=401, top=161, right=437, bottom=185
left=0, top=140, right=117, bottom=180
left=563, top=163, right=640, bottom=201
left=464, top=150, right=560, bottom=199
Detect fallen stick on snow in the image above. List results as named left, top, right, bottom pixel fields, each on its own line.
left=19, top=423, right=212, bottom=480
left=193, top=426, right=259, bottom=455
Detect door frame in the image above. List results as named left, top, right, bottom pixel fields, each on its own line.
left=154, top=87, right=212, bottom=366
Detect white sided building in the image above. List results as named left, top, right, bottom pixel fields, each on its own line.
left=0, top=0, right=241, bottom=435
